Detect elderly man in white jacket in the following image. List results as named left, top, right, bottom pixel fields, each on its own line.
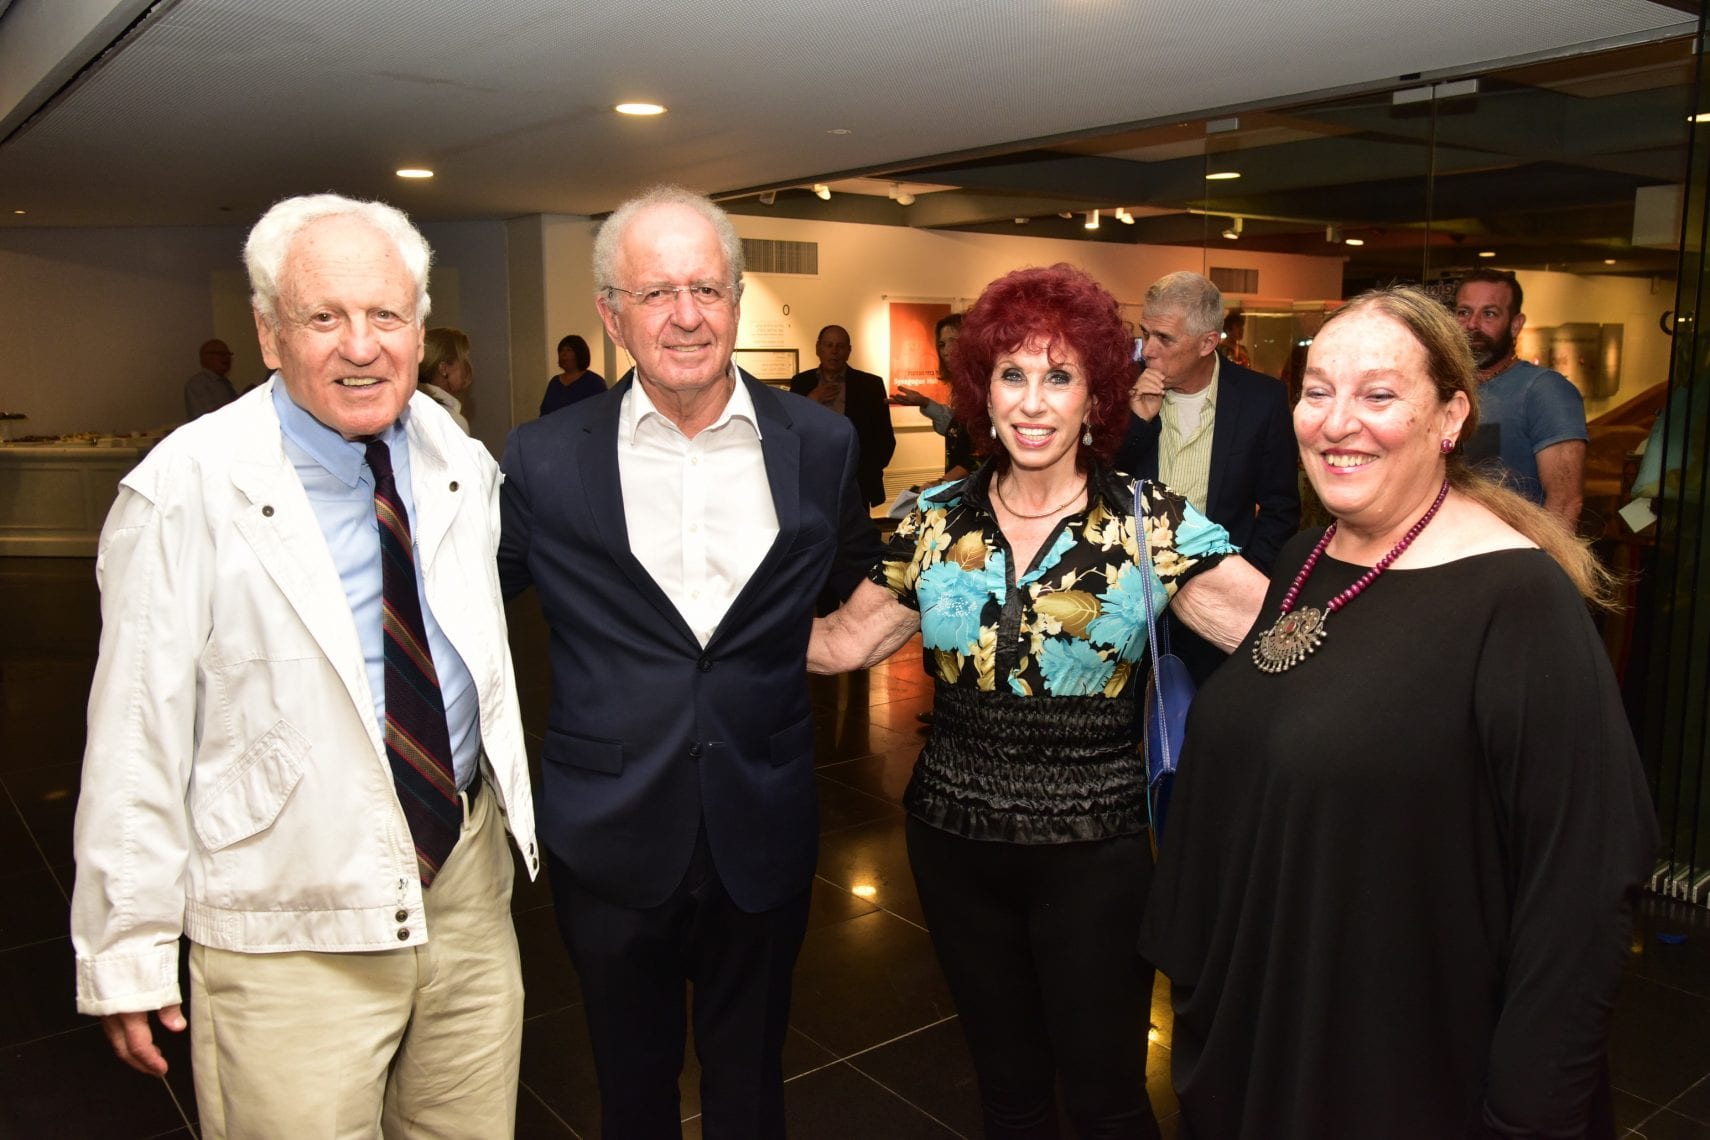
left=70, top=193, right=538, bottom=1139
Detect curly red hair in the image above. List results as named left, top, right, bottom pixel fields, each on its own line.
left=950, top=264, right=1137, bottom=469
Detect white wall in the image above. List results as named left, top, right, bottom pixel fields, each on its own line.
left=0, top=220, right=513, bottom=448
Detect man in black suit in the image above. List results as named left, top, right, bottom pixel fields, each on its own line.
left=789, top=324, right=896, bottom=506
left=498, top=186, right=880, bottom=1139
left=1115, top=271, right=1299, bottom=682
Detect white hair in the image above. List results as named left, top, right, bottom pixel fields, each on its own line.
left=592, top=185, right=745, bottom=306
left=1144, top=271, right=1223, bottom=337
left=244, top=193, right=432, bottom=325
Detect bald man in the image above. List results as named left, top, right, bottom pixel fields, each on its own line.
left=183, top=338, right=237, bottom=419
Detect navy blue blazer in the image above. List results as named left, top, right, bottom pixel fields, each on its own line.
left=498, top=371, right=881, bottom=912
left=1113, top=357, right=1299, bottom=573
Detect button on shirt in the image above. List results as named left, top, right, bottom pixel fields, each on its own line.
left=271, top=382, right=481, bottom=788
left=617, top=370, right=778, bottom=645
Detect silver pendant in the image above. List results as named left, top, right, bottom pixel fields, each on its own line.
left=1252, top=605, right=1328, bottom=673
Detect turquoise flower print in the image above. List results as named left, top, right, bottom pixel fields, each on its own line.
left=1038, top=637, right=1115, bottom=696
left=918, top=561, right=989, bottom=653
left=1174, top=501, right=1238, bottom=559
left=1018, top=528, right=1077, bottom=586
left=1088, top=562, right=1161, bottom=662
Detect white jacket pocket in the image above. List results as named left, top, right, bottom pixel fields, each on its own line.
left=191, top=720, right=309, bottom=852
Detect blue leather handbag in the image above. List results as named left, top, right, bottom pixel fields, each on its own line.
left=1138, top=481, right=1196, bottom=836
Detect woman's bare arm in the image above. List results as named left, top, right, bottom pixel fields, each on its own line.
left=808, top=580, right=922, bottom=673
left=1170, top=555, right=1269, bottom=652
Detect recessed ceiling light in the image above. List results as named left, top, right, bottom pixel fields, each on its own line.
left=827, top=128, right=852, bottom=135
left=1478, top=250, right=1496, bottom=258
left=1692, top=112, right=1710, bottom=124
left=615, top=102, right=666, bottom=116
left=1206, top=170, right=1241, bottom=181
left=10, top=209, right=23, bottom=215
left=1343, top=237, right=1365, bottom=246
left=1604, top=258, right=1617, bottom=265
left=395, top=168, right=434, bottom=179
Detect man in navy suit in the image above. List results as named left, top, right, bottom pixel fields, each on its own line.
left=498, top=186, right=880, bottom=1139
left=1115, top=272, right=1299, bottom=682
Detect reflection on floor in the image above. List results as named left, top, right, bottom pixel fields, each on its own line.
left=2, top=556, right=1708, bottom=1138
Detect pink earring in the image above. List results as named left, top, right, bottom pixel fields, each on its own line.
left=1440, top=438, right=1454, bottom=454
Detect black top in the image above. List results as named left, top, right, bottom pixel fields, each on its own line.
left=539, top=370, right=606, bottom=418
left=1139, top=532, right=1657, bottom=1139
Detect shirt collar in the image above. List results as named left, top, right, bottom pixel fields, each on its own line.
left=270, top=374, right=410, bottom=487
left=620, top=364, right=760, bottom=443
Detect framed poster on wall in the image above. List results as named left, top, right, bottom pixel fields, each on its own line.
left=888, top=301, right=952, bottom=402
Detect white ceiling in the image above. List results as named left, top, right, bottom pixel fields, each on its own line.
left=0, top=0, right=1693, bottom=229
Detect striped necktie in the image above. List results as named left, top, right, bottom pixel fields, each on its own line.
left=366, top=439, right=460, bottom=885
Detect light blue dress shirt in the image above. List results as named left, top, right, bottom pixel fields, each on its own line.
left=272, top=382, right=480, bottom=788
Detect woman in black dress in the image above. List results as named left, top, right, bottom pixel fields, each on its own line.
left=1139, top=287, right=1657, bottom=1138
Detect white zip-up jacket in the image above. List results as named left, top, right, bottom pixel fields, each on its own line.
left=71, top=381, right=538, bottom=1016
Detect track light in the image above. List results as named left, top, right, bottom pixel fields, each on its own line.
left=1116, top=207, right=1134, bottom=225
left=1325, top=225, right=1342, bottom=243
left=758, top=190, right=776, bottom=206
left=813, top=183, right=831, bottom=201
left=1085, top=209, right=1100, bottom=230
left=1221, top=216, right=1243, bottom=240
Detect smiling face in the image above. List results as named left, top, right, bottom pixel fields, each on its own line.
left=595, top=203, right=739, bottom=402
left=1295, top=307, right=1468, bottom=537
left=255, top=214, right=423, bottom=440
left=986, top=338, right=1090, bottom=478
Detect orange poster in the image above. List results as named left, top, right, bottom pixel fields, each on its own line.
left=889, top=301, right=952, bottom=402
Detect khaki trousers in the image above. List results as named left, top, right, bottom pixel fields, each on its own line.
left=189, top=785, right=522, bottom=1140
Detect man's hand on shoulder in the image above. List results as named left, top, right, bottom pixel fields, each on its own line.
left=101, top=1004, right=187, bottom=1076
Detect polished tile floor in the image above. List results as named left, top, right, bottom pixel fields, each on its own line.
left=3, top=555, right=1710, bottom=1138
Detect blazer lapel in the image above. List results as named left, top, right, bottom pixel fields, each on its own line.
left=578, top=374, right=703, bottom=647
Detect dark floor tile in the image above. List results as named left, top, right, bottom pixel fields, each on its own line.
left=0, top=659, right=96, bottom=771
left=3, top=761, right=82, bottom=868
left=515, top=903, right=582, bottom=1018
left=807, top=875, right=880, bottom=931
left=818, top=773, right=903, bottom=834
left=774, top=1061, right=961, bottom=1139
left=0, top=864, right=69, bottom=951
left=1674, top=1075, right=1710, bottom=1123
left=815, top=815, right=925, bottom=927
left=789, top=909, right=955, bottom=1058
left=516, top=1082, right=578, bottom=1138
left=0, top=798, right=45, bottom=873
left=1631, top=1107, right=1710, bottom=1139
left=1611, top=974, right=1710, bottom=1107
left=1616, top=1088, right=1667, bottom=1131
left=0, top=1022, right=188, bottom=1139
left=1629, top=898, right=1710, bottom=1001
left=519, top=1005, right=604, bottom=1137
left=511, top=844, right=557, bottom=915
left=820, top=746, right=921, bottom=807
left=811, top=709, right=917, bottom=765
left=847, top=1017, right=982, bottom=1138
left=519, top=1003, right=837, bottom=1138
left=0, top=935, right=81, bottom=1046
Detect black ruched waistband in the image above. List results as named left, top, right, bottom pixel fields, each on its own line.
left=907, top=685, right=1144, bottom=844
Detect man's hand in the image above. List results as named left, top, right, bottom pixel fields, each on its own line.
left=890, top=385, right=930, bottom=408
left=1129, top=367, right=1166, bottom=422
left=809, top=378, right=842, bottom=406
left=101, top=1005, right=187, bottom=1077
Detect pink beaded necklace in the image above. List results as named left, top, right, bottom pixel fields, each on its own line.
left=1251, top=478, right=1451, bottom=673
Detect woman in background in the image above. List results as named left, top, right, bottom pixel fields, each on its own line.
left=539, top=333, right=606, bottom=416
left=419, top=325, right=473, bottom=433
left=1140, top=287, right=1656, bottom=1139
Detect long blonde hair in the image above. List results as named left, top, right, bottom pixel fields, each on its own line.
left=1321, top=287, right=1616, bottom=608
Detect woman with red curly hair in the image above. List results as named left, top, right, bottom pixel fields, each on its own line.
left=810, top=264, right=1266, bottom=1137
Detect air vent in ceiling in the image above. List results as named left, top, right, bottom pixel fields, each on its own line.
left=743, top=238, right=818, bottom=276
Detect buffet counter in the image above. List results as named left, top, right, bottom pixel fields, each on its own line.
left=0, top=435, right=163, bottom=556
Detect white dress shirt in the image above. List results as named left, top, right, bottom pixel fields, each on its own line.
left=618, top=371, right=779, bottom=645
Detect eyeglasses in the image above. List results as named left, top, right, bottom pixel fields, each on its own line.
left=603, top=282, right=735, bottom=309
